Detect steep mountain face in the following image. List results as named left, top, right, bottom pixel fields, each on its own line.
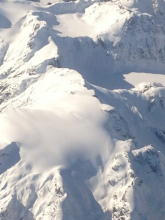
left=1, top=0, right=165, bottom=219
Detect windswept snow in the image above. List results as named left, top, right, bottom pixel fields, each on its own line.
left=0, top=68, right=112, bottom=172
left=1, top=0, right=165, bottom=219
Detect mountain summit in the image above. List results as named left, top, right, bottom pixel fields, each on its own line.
left=1, top=0, right=165, bottom=219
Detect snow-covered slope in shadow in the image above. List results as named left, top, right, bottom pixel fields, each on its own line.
left=0, top=14, right=11, bottom=28
left=1, top=0, right=165, bottom=219
left=87, top=82, right=165, bottom=219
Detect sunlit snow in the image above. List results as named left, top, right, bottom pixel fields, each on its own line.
left=1, top=0, right=165, bottom=219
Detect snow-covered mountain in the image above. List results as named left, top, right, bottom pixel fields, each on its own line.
left=1, top=0, right=165, bottom=219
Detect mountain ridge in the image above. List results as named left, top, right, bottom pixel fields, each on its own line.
left=1, top=0, right=165, bottom=219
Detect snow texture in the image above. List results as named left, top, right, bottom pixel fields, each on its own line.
left=1, top=0, right=165, bottom=219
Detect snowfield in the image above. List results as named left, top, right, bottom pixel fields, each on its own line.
left=1, top=0, right=165, bottom=219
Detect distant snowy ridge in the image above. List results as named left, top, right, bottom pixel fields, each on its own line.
left=1, top=0, right=165, bottom=219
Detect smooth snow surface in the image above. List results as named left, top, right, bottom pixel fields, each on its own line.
left=55, top=13, right=94, bottom=37
left=1, top=0, right=165, bottom=219
left=124, top=72, right=165, bottom=87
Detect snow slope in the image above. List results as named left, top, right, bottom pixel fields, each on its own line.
left=1, top=0, right=165, bottom=219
